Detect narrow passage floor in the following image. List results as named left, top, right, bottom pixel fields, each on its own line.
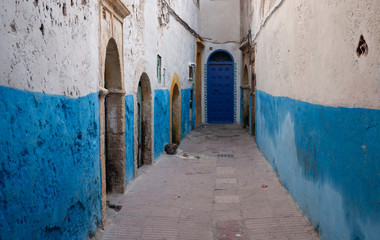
left=102, top=124, right=320, bottom=240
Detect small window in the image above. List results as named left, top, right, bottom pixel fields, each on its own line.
left=157, top=55, right=162, bottom=84
left=189, top=64, right=195, bottom=82
left=162, top=68, right=166, bottom=85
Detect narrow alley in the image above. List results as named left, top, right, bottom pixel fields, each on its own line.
left=2, top=1, right=379, bottom=239
left=101, top=124, right=320, bottom=240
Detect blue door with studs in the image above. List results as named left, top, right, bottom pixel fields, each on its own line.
left=207, top=50, right=234, bottom=123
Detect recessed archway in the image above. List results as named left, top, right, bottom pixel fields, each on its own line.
left=170, top=74, right=181, bottom=144
left=137, top=73, right=153, bottom=168
left=250, top=49, right=256, bottom=136
left=102, top=38, right=126, bottom=194
left=242, top=65, right=250, bottom=128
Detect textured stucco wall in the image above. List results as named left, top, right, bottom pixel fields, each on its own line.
left=0, top=86, right=101, bottom=239
left=250, top=0, right=380, bottom=239
left=0, top=1, right=99, bottom=96
left=125, top=95, right=135, bottom=184
left=154, top=89, right=170, bottom=159
left=253, top=0, right=380, bottom=109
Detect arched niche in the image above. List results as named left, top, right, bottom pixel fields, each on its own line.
left=102, top=38, right=126, bottom=194
left=170, top=74, right=181, bottom=144
left=136, top=73, right=153, bottom=167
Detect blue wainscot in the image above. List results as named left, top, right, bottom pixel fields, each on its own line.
left=255, top=89, right=380, bottom=240
left=0, top=86, right=102, bottom=240
left=153, top=89, right=170, bottom=159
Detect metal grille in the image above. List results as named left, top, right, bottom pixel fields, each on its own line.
left=217, top=154, right=234, bottom=158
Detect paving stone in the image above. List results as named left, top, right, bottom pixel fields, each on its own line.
left=102, top=124, right=320, bottom=240
left=217, top=167, right=236, bottom=175
left=215, top=195, right=240, bottom=203
left=216, top=178, right=238, bottom=184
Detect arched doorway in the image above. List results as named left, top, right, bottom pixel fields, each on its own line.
left=137, top=73, right=153, bottom=168
left=250, top=48, right=256, bottom=136
left=242, top=65, right=250, bottom=128
left=206, top=50, right=235, bottom=123
left=170, top=74, right=181, bottom=144
left=102, top=38, right=126, bottom=194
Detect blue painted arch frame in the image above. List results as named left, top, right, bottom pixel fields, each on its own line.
left=207, top=49, right=234, bottom=64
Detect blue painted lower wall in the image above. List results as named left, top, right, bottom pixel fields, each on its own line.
left=125, top=95, right=135, bottom=184
left=181, top=88, right=195, bottom=139
left=255, top=90, right=380, bottom=240
left=192, top=88, right=196, bottom=130
left=0, top=86, right=101, bottom=240
left=154, top=90, right=170, bottom=159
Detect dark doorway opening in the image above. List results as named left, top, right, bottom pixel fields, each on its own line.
left=137, top=73, right=153, bottom=168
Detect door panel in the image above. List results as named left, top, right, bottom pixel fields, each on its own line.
left=207, top=63, right=234, bottom=123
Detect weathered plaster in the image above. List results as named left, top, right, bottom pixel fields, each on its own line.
left=0, top=0, right=99, bottom=97
left=252, top=0, right=380, bottom=109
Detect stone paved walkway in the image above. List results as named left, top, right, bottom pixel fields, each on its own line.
left=102, top=124, right=320, bottom=240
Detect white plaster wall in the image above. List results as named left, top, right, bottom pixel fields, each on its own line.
left=251, top=0, right=380, bottom=109
left=200, top=0, right=240, bottom=43
left=0, top=1, right=99, bottom=97
left=123, top=0, right=201, bottom=94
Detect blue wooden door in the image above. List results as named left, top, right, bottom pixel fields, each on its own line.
left=207, top=63, right=234, bottom=123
